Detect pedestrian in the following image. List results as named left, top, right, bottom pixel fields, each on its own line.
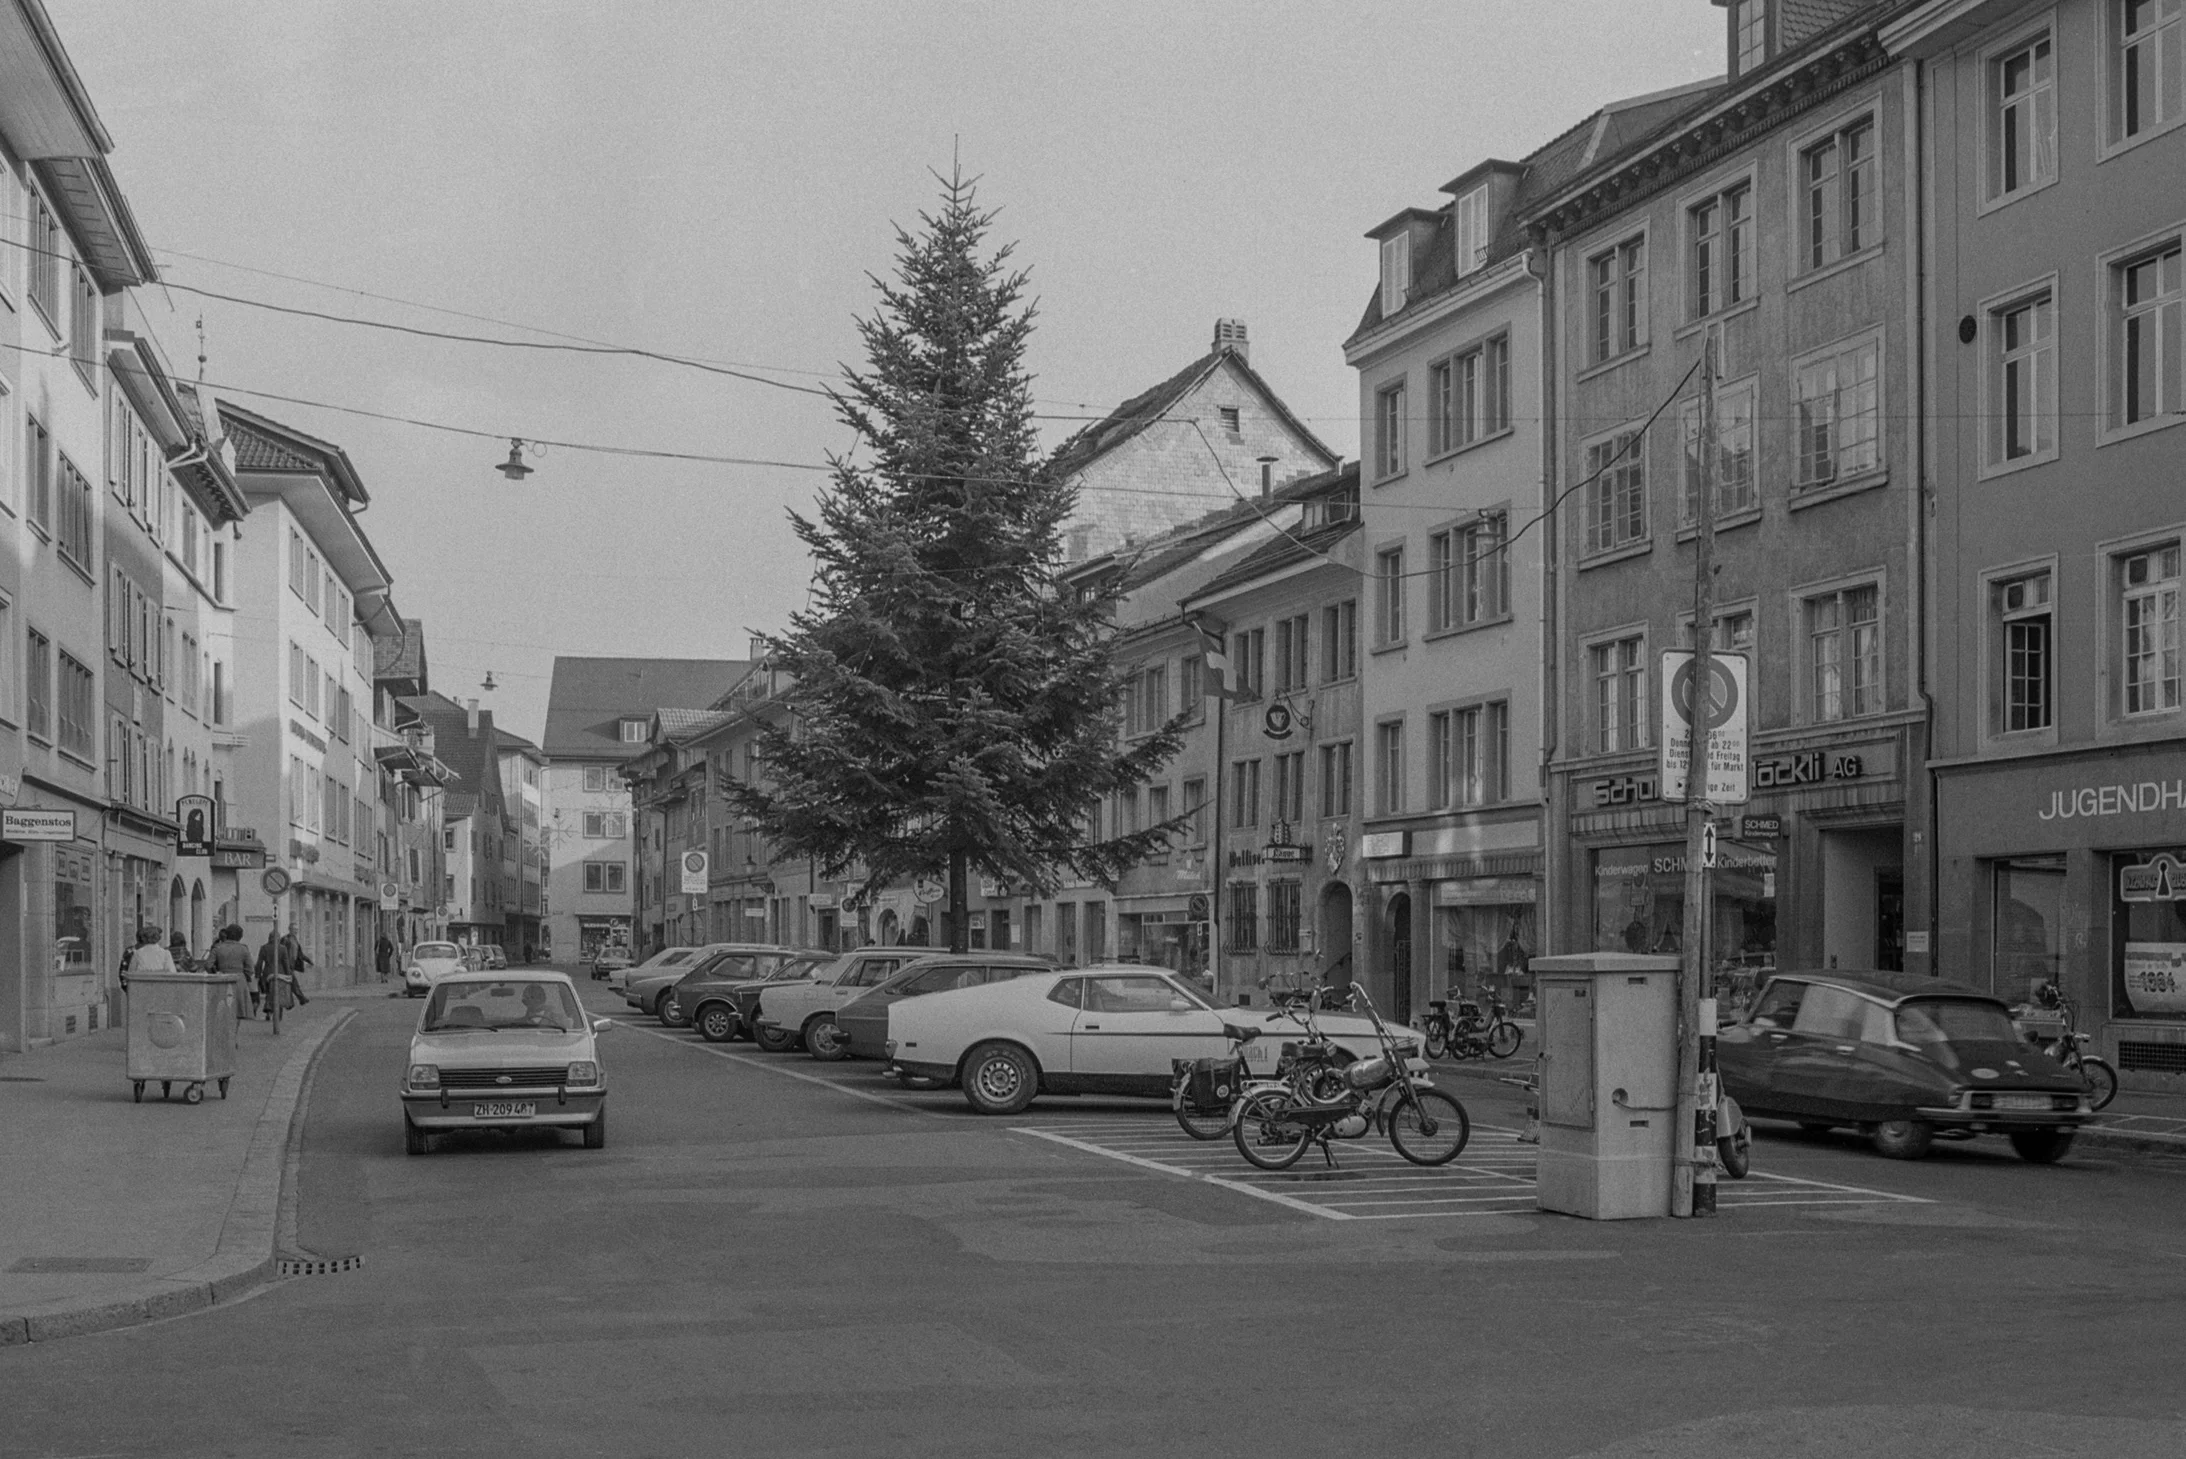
left=121, top=926, right=176, bottom=987
left=208, top=924, right=256, bottom=1021
left=255, top=930, right=278, bottom=1014
left=375, top=932, right=395, bottom=983
left=278, top=928, right=313, bottom=1007
left=169, top=930, right=195, bottom=973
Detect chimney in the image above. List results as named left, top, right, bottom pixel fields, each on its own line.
left=748, top=635, right=765, bottom=663
left=1257, top=455, right=1279, bottom=499
left=465, top=698, right=479, bottom=737
left=1212, top=318, right=1248, bottom=362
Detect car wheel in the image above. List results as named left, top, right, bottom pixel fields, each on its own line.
left=960, top=1041, right=1039, bottom=1116
left=805, top=1016, right=849, bottom=1062
left=695, top=1003, right=738, bottom=1042
left=656, top=993, right=686, bottom=1028
left=754, top=1022, right=799, bottom=1053
left=2009, top=1129, right=2073, bottom=1164
left=404, top=1119, right=430, bottom=1156
left=582, top=1107, right=606, bottom=1150
left=1869, top=1118, right=1934, bottom=1160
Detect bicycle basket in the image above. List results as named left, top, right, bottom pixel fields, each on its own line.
left=1183, top=1056, right=1246, bottom=1113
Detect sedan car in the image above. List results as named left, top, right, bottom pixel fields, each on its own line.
left=681, top=950, right=831, bottom=1043
left=885, top=964, right=1415, bottom=1115
left=402, top=940, right=467, bottom=998
left=1718, top=970, right=2087, bottom=1162
left=400, top=971, right=608, bottom=1155
left=654, top=945, right=808, bottom=1030
left=752, top=948, right=920, bottom=1053
left=590, top=948, right=634, bottom=983
left=835, top=953, right=1055, bottom=1061
left=619, top=944, right=735, bottom=1017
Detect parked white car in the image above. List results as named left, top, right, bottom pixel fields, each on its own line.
left=402, top=941, right=467, bottom=998
left=884, top=964, right=1415, bottom=1115
left=752, top=948, right=920, bottom=1053
left=400, top=971, right=608, bottom=1154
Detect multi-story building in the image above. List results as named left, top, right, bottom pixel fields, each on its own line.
left=0, top=0, right=162, bottom=1045
left=1528, top=2, right=1928, bottom=983
left=1344, top=86, right=1710, bottom=1022
left=1178, top=466, right=1367, bottom=1006
left=541, top=656, right=745, bottom=965
left=220, top=404, right=394, bottom=989
left=403, top=691, right=506, bottom=951
left=626, top=708, right=732, bottom=952
left=1883, top=0, right=2186, bottom=1086
left=371, top=616, right=450, bottom=953
left=494, top=728, right=547, bottom=959
left=1053, top=320, right=1338, bottom=564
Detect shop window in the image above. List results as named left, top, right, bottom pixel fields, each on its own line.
left=1435, top=898, right=1537, bottom=1003
left=1991, top=570, right=2053, bottom=733
left=2111, top=851, right=2186, bottom=1022
left=1993, top=857, right=2066, bottom=1001
left=1592, top=841, right=1776, bottom=977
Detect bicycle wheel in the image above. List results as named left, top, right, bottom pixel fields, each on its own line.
left=1424, top=1025, right=1449, bottom=1060
left=1233, top=1090, right=1314, bottom=1171
left=1387, top=1087, right=1470, bottom=1166
left=1487, top=1020, right=1522, bottom=1059
left=2077, top=1056, right=2119, bottom=1112
left=1172, top=1076, right=1231, bottom=1141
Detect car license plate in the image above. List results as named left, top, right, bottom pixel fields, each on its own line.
left=472, top=1101, right=536, bottom=1119
left=1995, top=1093, right=2051, bottom=1111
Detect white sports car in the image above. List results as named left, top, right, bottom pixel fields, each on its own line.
left=884, top=963, right=1413, bottom=1115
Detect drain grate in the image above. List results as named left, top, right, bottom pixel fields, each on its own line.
left=277, top=1254, right=364, bottom=1277
left=9, top=1256, right=150, bottom=1273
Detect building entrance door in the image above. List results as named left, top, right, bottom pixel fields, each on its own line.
left=1820, top=826, right=1902, bottom=972
left=1874, top=872, right=1905, bottom=971
left=1389, top=891, right=1413, bottom=1024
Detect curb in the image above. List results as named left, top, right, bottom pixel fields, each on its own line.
left=0, top=1008, right=356, bottom=1346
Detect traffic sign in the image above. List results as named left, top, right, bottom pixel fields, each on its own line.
left=1701, top=821, right=1718, bottom=868
left=262, top=867, right=292, bottom=896
left=680, top=849, right=708, bottom=895
left=1659, top=651, right=1749, bottom=804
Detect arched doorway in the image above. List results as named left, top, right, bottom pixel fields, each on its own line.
left=1319, top=882, right=1354, bottom=994
left=1388, top=891, right=1413, bottom=1025
left=877, top=908, right=900, bottom=946
left=168, top=876, right=187, bottom=944
left=191, top=880, right=207, bottom=951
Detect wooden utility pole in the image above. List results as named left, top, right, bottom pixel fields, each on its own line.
left=1674, top=332, right=1720, bottom=1219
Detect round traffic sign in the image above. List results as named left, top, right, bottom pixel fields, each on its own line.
left=262, top=867, right=292, bottom=896
left=1670, top=656, right=1741, bottom=731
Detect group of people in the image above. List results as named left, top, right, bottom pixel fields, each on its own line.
left=120, top=923, right=314, bottom=1022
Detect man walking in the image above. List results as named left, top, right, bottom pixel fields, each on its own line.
left=376, top=932, right=395, bottom=983
left=278, top=928, right=312, bottom=1006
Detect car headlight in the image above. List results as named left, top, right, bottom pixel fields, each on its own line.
left=884, top=1039, right=897, bottom=1058
left=407, top=1064, right=440, bottom=1089
left=567, top=1061, right=599, bottom=1085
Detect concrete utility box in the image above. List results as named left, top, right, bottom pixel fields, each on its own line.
left=1532, top=953, right=1678, bottom=1220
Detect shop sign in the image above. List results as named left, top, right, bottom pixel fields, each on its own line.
left=912, top=873, right=944, bottom=904
left=2121, top=854, right=2186, bottom=904
left=1590, top=773, right=1661, bottom=808
left=175, top=795, right=216, bottom=857
left=1753, top=748, right=1872, bottom=790
left=1359, top=831, right=1409, bottom=860
left=2, top=807, right=76, bottom=842
left=1264, top=844, right=1308, bottom=863
left=1739, top=815, right=1783, bottom=838
left=1433, top=876, right=1538, bottom=907
left=2122, top=943, right=2186, bottom=1015
left=1660, top=651, right=1749, bottom=803
left=808, top=892, right=838, bottom=910
left=2042, top=779, right=2186, bottom=823
left=213, top=843, right=268, bottom=870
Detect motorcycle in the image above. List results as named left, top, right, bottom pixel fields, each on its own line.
left=1171, top=997, right=1346, bottom=1141
left=1232, top=987, right=1471, bottom=1170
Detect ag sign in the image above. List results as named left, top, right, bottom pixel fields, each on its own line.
left=1659, top=650, right=1749, bottom=805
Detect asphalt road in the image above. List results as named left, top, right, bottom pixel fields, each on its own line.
left=6, top=981, right=2186, bottom=1458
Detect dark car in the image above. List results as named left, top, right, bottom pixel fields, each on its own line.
left=680, top=949, right=831, bottom=1043
left=737, top=947, right=918, bottom=1053
left=834, top=953, right=1056, bottom=1061
left=654, top=944, right=802, bottom=1029
left=1718, top=970, right=2088, bottom=1162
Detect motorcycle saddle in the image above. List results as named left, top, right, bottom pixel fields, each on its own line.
left=1222, top=1023, right=1263, bottom=1044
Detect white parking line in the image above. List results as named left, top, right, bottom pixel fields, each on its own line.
left=1011, top=1118, right=1928, bottom=1221
left=609, top=1018, right=941, bottom=1117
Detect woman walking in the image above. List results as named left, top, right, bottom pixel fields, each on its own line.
left=208, top=925, right=256, bottom=1021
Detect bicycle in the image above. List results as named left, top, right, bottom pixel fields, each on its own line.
left=1422, top=991, right=1522, bottom=1061
left=2026, top=986, right=2117, bottom=1112
left=1232, top=986, right=1470, bottom=1171
left=1171, top=996, right=1344, bottom=1140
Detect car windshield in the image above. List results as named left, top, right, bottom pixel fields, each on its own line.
left=680, top=954, right=764, bottom=985
left=776, top=956, right=829, bottom=980
left=414, top=943, right=457, bottom=960
left=424, top=981, right=585, bottom=1033
left=1896, top=998, right=2020, bottom=1048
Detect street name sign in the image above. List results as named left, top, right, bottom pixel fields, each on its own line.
left=1659, top=650, right=1749, bottom=804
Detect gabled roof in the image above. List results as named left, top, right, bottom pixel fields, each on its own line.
left=400, top=691, right=502, bottom=814
left=542, top=657, right=749, bottom=760
left=217, top=402, right=370, bottom=506
left=656, top=707, right=733, bottom=744
left=1047, top=348, right=1336, bottom=485
left=373, top=617, right=428, bottom=686
left=1185, top=464, right=1363, bottom=603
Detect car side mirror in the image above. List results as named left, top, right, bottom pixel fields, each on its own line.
left=592, top=1017, right=612, bottom=1032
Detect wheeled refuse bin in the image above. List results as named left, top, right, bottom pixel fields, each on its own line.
left=125, top=972, right=237, bottom=1104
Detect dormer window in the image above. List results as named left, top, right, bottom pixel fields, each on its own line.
left=619, top=718, right=647, bottom=743
left=1733, top=0, right=1769, bottom=77
left=1454, top=187, right=1489, bottom=277
left=1380, top=233, right=1411, bottom=316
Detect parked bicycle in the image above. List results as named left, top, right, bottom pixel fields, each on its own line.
left=1231, top=986, right=1471, bottom=1170
left=1421, top=991, right=1522, bottom=1061
left=2023, top=984, right=2118, bottom=1112
left=1171, top=995, right=1345, bottom=1140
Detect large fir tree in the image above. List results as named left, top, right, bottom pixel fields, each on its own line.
left=727, top=172, right=1184, bottom=952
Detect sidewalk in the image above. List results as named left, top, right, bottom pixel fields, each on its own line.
left=0, top=986, right=376, bottom=1344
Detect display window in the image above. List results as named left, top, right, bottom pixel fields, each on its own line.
left=53, top=846, right=95, bottom=972
left=1992, top=856, right=2066, bottom=1001
left=2113, top=850, right=2186, bottom=1022
left=1591, top=841, right=1777, bottom=997
left=1434, top=899, right=1537, bottom=1005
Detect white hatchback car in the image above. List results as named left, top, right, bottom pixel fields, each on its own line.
left=401, top=972, right=608, bottom=1154
left=402, top=941, right=467, bottom=997
left=885, top=964, right=1414, bottom=1115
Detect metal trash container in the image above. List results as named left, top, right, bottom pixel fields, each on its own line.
left=125, top=972, right=237, bottom=1105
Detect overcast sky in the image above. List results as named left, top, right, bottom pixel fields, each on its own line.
left=56, top=1, right=1722, bottom=740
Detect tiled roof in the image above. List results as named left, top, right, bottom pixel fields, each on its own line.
left=400, top=691, right=502, bottom=814
left=542, top=657, right=748, bottom=760
left=1047, top=349, right=1336, bottom=486
left=1348, top=78, right=1721, bottom=343
left=1186, top=465, right=1364, bottom=601
left=656, top=708, right=732, bottom=744
left=216, top=401, right=371, bottom=504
